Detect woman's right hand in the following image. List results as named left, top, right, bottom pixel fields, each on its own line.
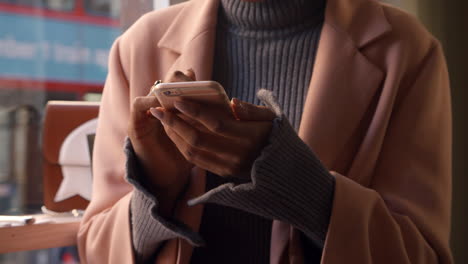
left=127, top=70, right=196, bottom=217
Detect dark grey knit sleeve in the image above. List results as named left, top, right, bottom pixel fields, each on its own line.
left=187, top=91, right=335, bottom=248
left=124, top=138, right=204, bottom=263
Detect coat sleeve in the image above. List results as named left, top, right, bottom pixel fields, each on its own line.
left=77, top=37, right=136, bottom=264
left=322, top=40, right=452, bottom=263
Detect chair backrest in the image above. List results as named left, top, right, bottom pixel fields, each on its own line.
left=42, top=101, right=100, bottom=212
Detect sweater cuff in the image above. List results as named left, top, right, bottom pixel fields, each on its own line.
left=124, top=138, right=204, bottom=262
left=187, top=117, right=335, bottom=248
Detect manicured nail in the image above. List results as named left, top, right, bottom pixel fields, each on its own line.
left=174, top=101, right=192, bottom=114
left=232, top=98, right=244, bottom=108
left=174, top=70, right=185, bottom=78
left=150, top=107, right=164, bottom=120
left=230, top=98, right=241, bottom=120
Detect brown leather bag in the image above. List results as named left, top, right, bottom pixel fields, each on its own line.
left=42, top=101, right=99, bottom=212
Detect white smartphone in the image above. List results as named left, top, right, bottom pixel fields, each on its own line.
left=150, top=81, right=232, bottom=112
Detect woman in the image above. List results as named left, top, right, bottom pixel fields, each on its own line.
left=77, top=0, right=452, bottom=263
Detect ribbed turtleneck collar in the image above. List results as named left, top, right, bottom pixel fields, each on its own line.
left=219, top=0, right=326, bottom=32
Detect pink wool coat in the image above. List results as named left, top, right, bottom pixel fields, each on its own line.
left=77, top=0, right=453, bottom=263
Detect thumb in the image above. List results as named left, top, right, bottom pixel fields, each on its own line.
left=167, top=69, right=197, bottom=82
left=231, top=98, right=277, bottom=121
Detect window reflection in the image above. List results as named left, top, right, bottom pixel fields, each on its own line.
left=45, top=0, right=75, bottom=11
left=0, top=0, right=75, bottom=11
left=85, top=0, right=120, bottom=18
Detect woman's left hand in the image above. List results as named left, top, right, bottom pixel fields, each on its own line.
left=150, top=98, right=276, bottom=178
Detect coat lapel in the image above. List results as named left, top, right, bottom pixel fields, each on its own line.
left=298, top=0, right=390, bottom=176
left=298, top=22, right=385, bottom=173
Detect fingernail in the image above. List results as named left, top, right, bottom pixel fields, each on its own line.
left=186, top=68, right=196, bottom=80
left=150, top=107, right=164, bottom=120
left=174, top=101, right=192, bottom=113
left=230, top=98, right=241, bottom=120
left=174, top=70, right=185, bottom=78
left=231, top=98, right=239, bottom=106
left=232, top=98, right=244, bottom=110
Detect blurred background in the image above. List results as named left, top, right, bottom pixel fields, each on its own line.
left=0, top=0, right=465, bottom=263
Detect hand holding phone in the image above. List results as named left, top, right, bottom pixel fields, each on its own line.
left=127, top=70, right=198, bottom=218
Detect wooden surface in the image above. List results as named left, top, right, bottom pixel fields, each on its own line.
left=0, top=218, right=80, bottom=253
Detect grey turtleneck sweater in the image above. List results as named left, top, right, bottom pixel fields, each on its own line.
left=125, top=0, right=335, bottom=263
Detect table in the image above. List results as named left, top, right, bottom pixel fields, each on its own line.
left=0, top=215, right=81, bottom=253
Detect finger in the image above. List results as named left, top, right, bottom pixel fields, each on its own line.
left=173, top=100, right=254, bottom=138
left=163, top=125, right=230, bottom=171
left=231, top=98, right=277, bottom=121
left=185, top=68, right=196, bottom=80
left=131, top=96, right=161, bottom=123
left=175, top=113, right=213, bottom=135
left=151, top=107, right=245, bottom=155
left=166, top=69, right=197, bottom=82
left=164, top=126, right=244, bottom=177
